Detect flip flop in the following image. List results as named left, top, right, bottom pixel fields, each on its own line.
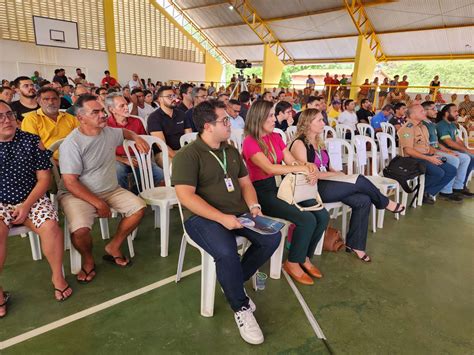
left=102, top=254, right=132, bottom=268
left=387, top=202, right=405, bottom=214
left=76, top=265, right=96, bottom=284
left=0, top=291, right=11, bottom=319
left=54, top=285, right=73, bottom=302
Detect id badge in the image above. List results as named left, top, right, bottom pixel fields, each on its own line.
left=224, top=177, right=235, bottom=192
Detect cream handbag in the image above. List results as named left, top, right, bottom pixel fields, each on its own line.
left=277, top=173, right=324, bottom=211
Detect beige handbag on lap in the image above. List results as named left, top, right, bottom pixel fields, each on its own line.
left=277, top=173, right=324, bottom=212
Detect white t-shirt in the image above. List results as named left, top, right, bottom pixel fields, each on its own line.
left=128, top=103, right=156, bottom=120
left=338, top=111, right=358, bottom=130
left=128, top=80, right=141, bottom=90
left=229, top=115, right=245, bottom=129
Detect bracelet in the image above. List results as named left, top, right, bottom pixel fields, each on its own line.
left=248, top=203, right=261, bottom=211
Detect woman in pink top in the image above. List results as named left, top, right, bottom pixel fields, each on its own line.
left=242, top=100, right=329, bottom=286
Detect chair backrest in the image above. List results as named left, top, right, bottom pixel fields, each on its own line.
left=273, top=127, right=287, bottom=144
left=328, top=117, right=337, bottom=128
left=229, top=128, right=244, bottom=153
left=457, top=125, right=469, bottom=148
left=129, top=114, right=148, bottom=132
left=48, top=138, right=65, bottom=186
left=353, top=135, right=378, bottom=175
left=325, top=138, right=354, bottom=174
left=356, top=123, right=375, bottom=140
left=323, top=125, right=336, bottom=141
left=179, top=132, right=198, bottom=148
left=123, top=135, right=171, bottom=191
left=380, top=122, right=396, bottom=141
left=335, top=124, right=355, bottom=141
left=376, top=132, right=397, bottom=170
left=286, top=126, right=297, bottom=142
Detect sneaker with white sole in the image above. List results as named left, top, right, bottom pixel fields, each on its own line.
left=234, top=306, right=264, bottom=345
left=244, top=289, right=256, bottom=312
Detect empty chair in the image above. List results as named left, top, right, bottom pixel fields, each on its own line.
left=323, top=125, right=337, bottom=141
left=356, top=123, right=375, bottom=140
left=179, top=132, right=198, bottom=147
left=381, top=122, right=396, bottom=142
left=335, top=123, right=355, bottom=141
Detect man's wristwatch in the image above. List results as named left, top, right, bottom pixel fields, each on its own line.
left=248, top=203, right=261, bottom=211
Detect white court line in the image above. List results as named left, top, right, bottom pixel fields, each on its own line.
left=0, top=265, right=201, bottom=350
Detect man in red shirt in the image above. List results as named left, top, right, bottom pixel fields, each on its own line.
left=101, top=70, right=121, bottom=89
left=324, top=72, right=334, bottom=97
left=105, top=93, right=163, bottom=193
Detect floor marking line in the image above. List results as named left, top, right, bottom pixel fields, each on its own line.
left=283, top=269, right=327, bottom=339
left=0, top=265, right=201, bottom=350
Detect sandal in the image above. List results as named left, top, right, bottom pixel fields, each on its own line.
left=102, top=254, right=132, bottom=267
left=0, top=291, right=10, bottom=318
left=54, top=285, right=73, bottom=302
left=346, top=247, right=371, bottom=263
left=387, top=202, right=405, bottom=214
left=77, top=265, right=96, bottom=284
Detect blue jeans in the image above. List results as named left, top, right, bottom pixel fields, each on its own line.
left=436, top=152, right=470, bottom=193
left=184, top=215, right=280, bottom=312
left=318, top=175, right=389, bottom=251
left=416, top=159, right=457, bottom=196
left=116, top=160, right=164, bottom=194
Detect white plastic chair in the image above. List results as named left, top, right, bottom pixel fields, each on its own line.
left=179, top=132, right=198, bottom=147
left=229, top=128, right=244, bottom=153
left=323, top=126, right=337, bottom=141
left=381, top=122, right=396, bottom=142
left=458, top=125, right=472, bottom=149
left=9, top=226, right=42, bottom=261
left=129, top=114, right=148, bottom=132
left=335, top=124, right=355, bottom=142
left=273, top=127, right=287, bottom=144
left=356, top=123, right=375, bottom=140
left=124, top=135, right=178, bottom=257
left=353, top=135, right=401, bottom=230
left=286, top=126, right=297, bottom=142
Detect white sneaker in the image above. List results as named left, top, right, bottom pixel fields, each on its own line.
left=244, top=289, right=256, bottom=312
left=234, top=307, right=264, bottom=345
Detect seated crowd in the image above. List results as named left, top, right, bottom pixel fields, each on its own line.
left=0, top=69, right=473, bottom=345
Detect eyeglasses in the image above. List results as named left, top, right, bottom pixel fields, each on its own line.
left=213, top=117, right=230, bottom=126
left=196, top=95, right=208, bottom=99
left=0, top=111, right=16, bottom=123
left=160, top=94, right=177, bottom=100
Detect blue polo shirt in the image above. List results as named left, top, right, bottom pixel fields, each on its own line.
left=436, top=120, right=458, bottom=142
left=370, top=111, right=389, bottom=129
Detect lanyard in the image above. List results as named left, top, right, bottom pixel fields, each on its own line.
left=268, top=140, right=277, bottom=163
left=209, top=149, right=227, bottom=176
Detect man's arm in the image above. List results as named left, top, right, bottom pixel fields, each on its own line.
left=441, top=137, right=473, bottom=153
left=175, top=185, right=242, bottom=230
left=122, top=128, right=149, bottom=153
left=150, top=131, right=176, bottom=158
left=62, top=174, right=111, bottom=217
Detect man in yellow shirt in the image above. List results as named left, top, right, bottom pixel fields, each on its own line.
left=21, top=87, right=79, bottom=159
left=327, top=100, right=341, bottom=127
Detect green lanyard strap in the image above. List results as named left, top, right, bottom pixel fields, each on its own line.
left=209, top=149, right=227, bottom=175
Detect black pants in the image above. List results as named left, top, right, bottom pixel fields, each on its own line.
left=253, top=177, right=329, bottom=263
left=318, top=175, right=390, bottom=251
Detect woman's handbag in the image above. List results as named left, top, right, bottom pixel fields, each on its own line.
left=277, top=172, right=324, bottom=211
left=323, top=226, right=345, bottom=252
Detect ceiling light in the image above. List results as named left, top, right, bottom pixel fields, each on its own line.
left=228, top=5, right=234, bottom=10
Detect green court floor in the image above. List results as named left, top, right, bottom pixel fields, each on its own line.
left=1, top=195, right=473, bottom=354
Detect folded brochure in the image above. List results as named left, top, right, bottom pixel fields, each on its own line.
left=238, top=213, right=285, bottom=235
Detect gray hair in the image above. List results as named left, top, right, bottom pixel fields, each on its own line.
left=104, top=92, right=124, bottom=110
left=191, top=86, right=206, bottom=100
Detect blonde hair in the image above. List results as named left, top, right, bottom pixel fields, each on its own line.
left=294, top=108, right=325, bottom=149
left=244, top=100, right=274, bottom=156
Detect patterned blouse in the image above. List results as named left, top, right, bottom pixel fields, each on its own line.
left=0, top=129, right=53, bottom=204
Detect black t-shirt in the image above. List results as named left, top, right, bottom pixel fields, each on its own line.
left=356, top=108, right=375, bottom=123
left=274, top=118, right=289, bottom=132
left=147, top=108, right=191, bottom=151
left=184, top=108, right=197, bottom=132
left=176, top=102, right=191, bottom=113
left=60, top=97, right=72, bottom=110
left=389, top=116, right=406, bottom=127
left=10, top=100, right=39, bottom=121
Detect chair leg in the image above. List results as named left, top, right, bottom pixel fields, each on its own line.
left=401, top=191, right=408, bottom=216
left=200, top=252, right=216, bottom=317
left=377, top=209, right=385, bottom=229
left=159, top=204, right=170, bottom=257
left=28, top=232, right=42, bottom=261
left=418, top=175, right=425, bottom=207
left=153, top=206, right=160, bottom=229
left=395, top=186, right=400, bottom=221
left=127, top=232, right=135, bottom=258
left=99, top=218, right=110, bottom=240
left=64, top=217, right=71, bottom=250
left=341, top=205, right=348, bottom=241
left=176, top=234, right=187, bottom=283
left=371, top=205, right=377, bottom=233
left=69, top=239, right=82, bottom=275
left=269, top=226, right=287, bottom=279
left=314, top=230, right=325, bottom=256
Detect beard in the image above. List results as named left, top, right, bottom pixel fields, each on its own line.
left=447, top=114, right=456, bottom=122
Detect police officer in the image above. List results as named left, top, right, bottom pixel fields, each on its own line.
left=397, top=104, right=457, bottom=204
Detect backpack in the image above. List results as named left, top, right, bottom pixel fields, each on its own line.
left=383, top=156, right=426, bottom=204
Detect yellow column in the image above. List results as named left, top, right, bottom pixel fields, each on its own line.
left=350, top=35, right=377, bottom=100
left=262, top=44, right=284, bottom=90
left=205, top=54, right=223, bottom=86
left=103, top=0, right=118, bottom=80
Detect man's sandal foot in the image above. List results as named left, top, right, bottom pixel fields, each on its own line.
left=102, top=254, right=132, bottom=267
left=76, top=265, right=96, bottom=284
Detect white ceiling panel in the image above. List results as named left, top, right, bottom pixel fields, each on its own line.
left=249, top=0, right=344, bottom=20
left=204, top=25, right=260, bottom=46
left=174, top=0, right=226, bottom=10
left=284, top=37, right=358, bottom=60
left=184, top=3, right=242, bottom=28
left=220, top=45, right=264, bottom=62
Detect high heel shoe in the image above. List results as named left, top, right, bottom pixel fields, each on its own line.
left=346, top=247, right=371, bottom=262
left=386, top=202, right=405, bottom=214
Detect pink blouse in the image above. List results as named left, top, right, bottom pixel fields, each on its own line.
left=242, top=133, right=286, bottom=182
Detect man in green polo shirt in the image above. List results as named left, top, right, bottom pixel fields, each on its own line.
left=171, top=100, right=280, bottom=345
left=437, top=104, right=474, bottom=196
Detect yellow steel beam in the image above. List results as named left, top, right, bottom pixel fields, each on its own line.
left=150, top=0, right=232, bottom=63
left=228, top=0, right=294, bottom=64
left=103, top=0, right=118, bottom=79
left=344, top=0, right=386, bottom=61
left=287, top=53, right=474, bottom=64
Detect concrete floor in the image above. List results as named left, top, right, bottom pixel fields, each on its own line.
left=1, top=195, right=473, bottom=354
